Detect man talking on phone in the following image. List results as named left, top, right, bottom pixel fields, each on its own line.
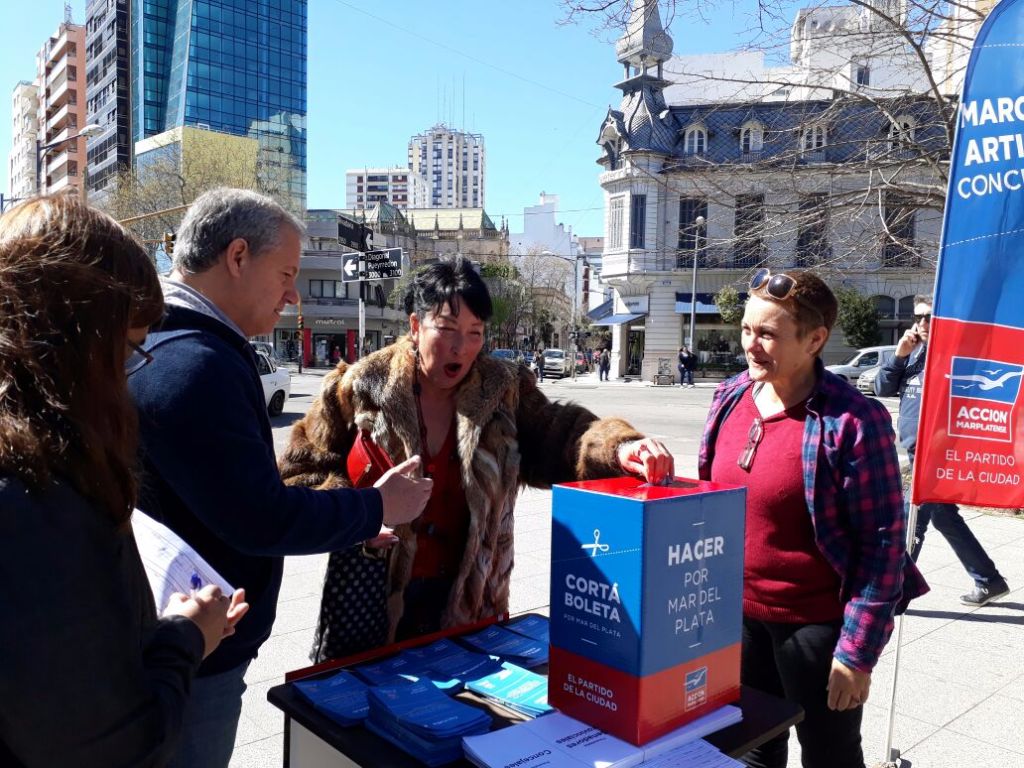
left=875, top=295, right=1009, bottom=606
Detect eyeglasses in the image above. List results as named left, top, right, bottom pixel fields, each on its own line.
left=737, top=416, right=764, bottom=471
left=126, top=340, right=154, bottom=376
left=750, top=268, right=797, bottom=301
left=914, top=313, right=931, bottom=323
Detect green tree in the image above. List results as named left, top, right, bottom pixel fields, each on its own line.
left=714, top=285, right=744, bottom=326
left=835, top=287, right=881, bottom=348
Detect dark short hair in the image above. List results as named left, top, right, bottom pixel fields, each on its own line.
left=403, top=256, right=493, bottom=321
left=751, top=269, right=837, bottom=336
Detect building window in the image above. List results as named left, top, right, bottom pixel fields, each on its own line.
left=684, top=125, right=707, bottom=155
left=795, top=194, right=829, bottom=266
left=873, top=295, right=896, bottom=320
left=801, top=124, right=826, bottom=152
left=883, top=195, right=917, bottom=267
left=734, top=194, right=765, bottom=268
left=740, top=122, right=764, bottom=154
left=630, top=194, right=647, bottom=249
left=677, top=197, right=708, bottom=268
left=608, top=196, right=625, bottom=249
left=856, top=64, right=870, bottom=87
left=889, top=116, right=915, bottom=149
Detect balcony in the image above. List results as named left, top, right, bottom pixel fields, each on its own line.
left=46, top=102, right=74, bottom=132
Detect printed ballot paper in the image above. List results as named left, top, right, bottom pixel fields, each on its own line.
left=462, top=706, right=743, bottom=768
left=131, top=510, right=235, bottom=609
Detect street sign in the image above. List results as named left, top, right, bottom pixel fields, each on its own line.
left=342, top=253, right=361, bottom=283
left=363, top=248, right=403, bottom=281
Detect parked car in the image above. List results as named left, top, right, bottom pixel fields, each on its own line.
left=542, top=348, right=568, bottom=378
left=250, top=340, right=279, bottom=363
left=490, top=348, right=516, bottom=361
left=255, top=349, right=291, bottom=416
left=826, top=345, right=896, bottom=382
left=856, top=364, right=883, bottom=395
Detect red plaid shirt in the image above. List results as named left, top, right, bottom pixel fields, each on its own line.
left=698, top=363, right=929, bottom=672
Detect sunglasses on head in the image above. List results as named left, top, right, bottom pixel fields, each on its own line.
left=749, top=268, right=825, bottom=323
left=750, top=268, right=797, bottom=301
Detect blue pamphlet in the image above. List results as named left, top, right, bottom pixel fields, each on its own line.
left=459, top=625, right=548, bottom=667
left=292, top=671, right=370, bottom=726
left=465, top=662, right=552, bottom=718
left=503, top=615, right=550, bottom=644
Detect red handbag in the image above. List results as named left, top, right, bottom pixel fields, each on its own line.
left=346, top=429, right=395, bottom=488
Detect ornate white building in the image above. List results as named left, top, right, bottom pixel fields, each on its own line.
left=591, top=0, right=950, bottom=380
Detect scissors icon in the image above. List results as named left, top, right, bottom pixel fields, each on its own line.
left=581, top=529, right=610, bottom=557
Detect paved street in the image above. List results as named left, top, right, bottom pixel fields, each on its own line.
left=229, top=369, right=1024, bottom=768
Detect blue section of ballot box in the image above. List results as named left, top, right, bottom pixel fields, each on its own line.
left=551, top=477, right=745, bottom=677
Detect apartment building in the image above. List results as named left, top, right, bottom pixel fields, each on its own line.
left=8, top=81, right=40, bottom=200
left=35, top=18, right=88, bottom=195
left=345, top=167, right=429, bottom=210
left=407, top=124, right=485, bottom=209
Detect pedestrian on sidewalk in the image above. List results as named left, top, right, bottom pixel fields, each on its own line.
left=598, top=348, right=611, bottom=381
left=699, top=268, right=927, bottom=768
left=875, top=294, right=1009, bottom=606
left=678, top=345, right=697, bottom=387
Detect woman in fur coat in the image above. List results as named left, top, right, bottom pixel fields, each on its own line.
left=280, top=257, right=673, bottom=660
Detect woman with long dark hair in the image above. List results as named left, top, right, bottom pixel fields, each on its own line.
left=0, top=196, right=247, bottom=767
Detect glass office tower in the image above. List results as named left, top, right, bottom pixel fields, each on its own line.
left=131, top=0, right=307, bottom=212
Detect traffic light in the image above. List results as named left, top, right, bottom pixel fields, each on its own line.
left=163, top=231, right=175, bottom=257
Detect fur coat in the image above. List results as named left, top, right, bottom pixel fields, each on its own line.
left=279, top=337, right=642, bottom=641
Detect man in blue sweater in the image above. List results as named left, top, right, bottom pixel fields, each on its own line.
left=129, top=188, right=431, bottom=768
left=875, top=295, right=1008, bottom=608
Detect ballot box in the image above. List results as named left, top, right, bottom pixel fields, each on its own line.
left=548, top=476, right=745, bottom=745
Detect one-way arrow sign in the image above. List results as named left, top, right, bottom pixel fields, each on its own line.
left=342, top=253, right=361, bottom=283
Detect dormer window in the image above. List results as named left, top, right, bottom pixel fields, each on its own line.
left=856, top=64, right=870, bottom=87
left=801, top=124, right=827, bottom=152
left=684, top=125, right=707, bottom=155
left=740, top=121, right=764, bottom=154
left=889, top=116, right=915, bottom=149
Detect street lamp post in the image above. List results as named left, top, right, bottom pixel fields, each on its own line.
left=688, top=215, right=706, bottom=351
left=36, top=123, right=102, bottom=195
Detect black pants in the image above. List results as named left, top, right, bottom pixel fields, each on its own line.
left=740, top=617, right=864, bottom=768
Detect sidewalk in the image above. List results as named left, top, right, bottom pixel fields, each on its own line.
left=229, top=478, right=1024, bottom=767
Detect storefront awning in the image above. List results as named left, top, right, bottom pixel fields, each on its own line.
left=591, top=312, right=645, bottom=326
left=674, top=291, right=748, bottom=315
left=587, top=299, right=614, bottom=322
left=675, top=300, right=720, bottom=314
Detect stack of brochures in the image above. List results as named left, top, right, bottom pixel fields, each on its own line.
left=459, top=623, right=548, bottom=668
left=404, top=638, right=505, bottom=691
left=503, top=614, right=550, bottom=644
left=366, top=680, right=492, bottom=766
left=462, top=706, right=743, bottom=768
left=292, top=670, right=370, bottom=726
left=464, top=661, right=552, bottom=717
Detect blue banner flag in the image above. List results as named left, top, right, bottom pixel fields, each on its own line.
left=916, top=0, right=1024, bottom=507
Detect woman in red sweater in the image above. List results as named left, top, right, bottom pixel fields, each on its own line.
left=698, top=269, right=924, bottom=768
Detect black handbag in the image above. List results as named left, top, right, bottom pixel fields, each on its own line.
left=309, top=430, right=394, bottom=663
left=310, top=543, right=390, bottom=663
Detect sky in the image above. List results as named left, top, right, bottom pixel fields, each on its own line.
left=1, top=0, right=757, bottom=238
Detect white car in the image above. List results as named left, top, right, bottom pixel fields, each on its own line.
left=255, top=349, right=291, bottom=416
left=542, top=348, right=568, bottom=378
left=826, top=345, right=896, bottom=382
left=857, top=364, right=883, bottom=395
